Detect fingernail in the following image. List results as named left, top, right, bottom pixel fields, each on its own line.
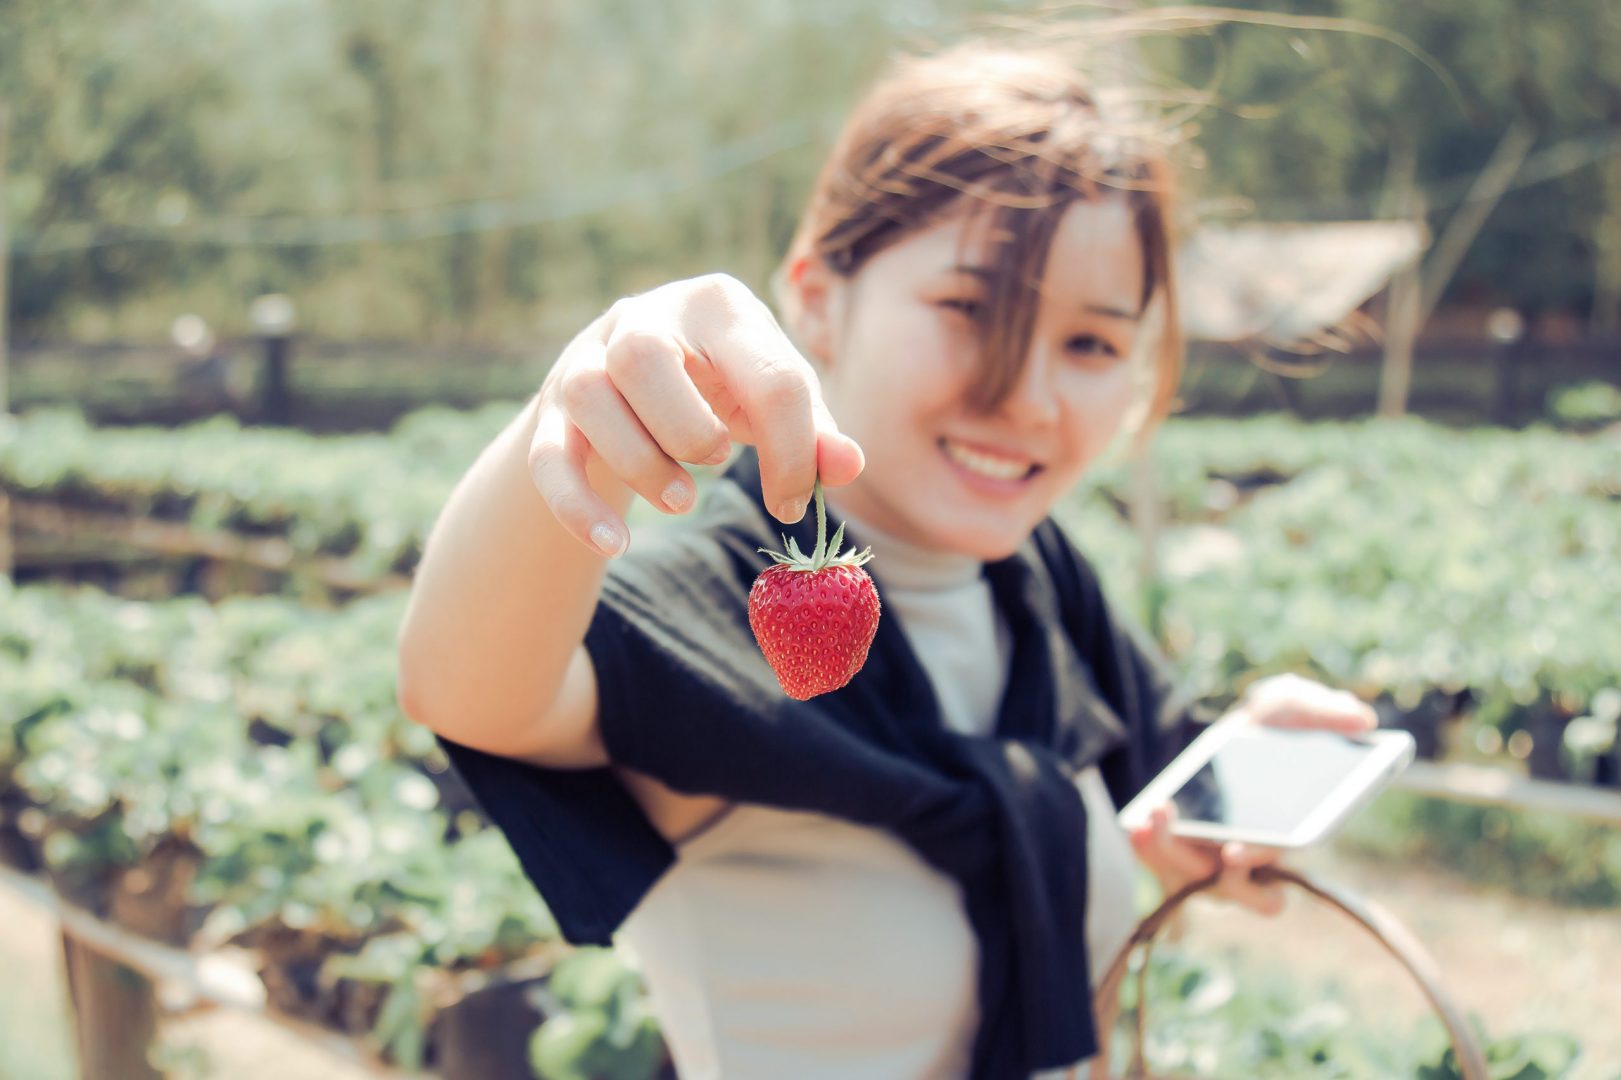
left=590, top=523, right=625, bottom=557
left=778, top=497, right=807, bottom=523
left=662, top=479, right=693, bottom=513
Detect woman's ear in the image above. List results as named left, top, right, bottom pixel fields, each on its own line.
left=783, top=253, right=841, bottom=365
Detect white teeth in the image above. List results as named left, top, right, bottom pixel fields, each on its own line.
left=942, top=440, right=1035, bottom=481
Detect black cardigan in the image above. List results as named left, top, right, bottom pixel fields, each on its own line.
left=435, top=448, right=1203, bottom=1078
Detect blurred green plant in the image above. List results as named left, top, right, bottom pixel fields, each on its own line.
left=1340, top=790, right=1621, bottom=908
left=9, top=406, right=1618, bottom=779
left=0, top=577, right=560, bottom=1066
left=1414, top=1028, right=1581, bottom=1080
left=528, top=950, right=665, bottom=1080
left=1068, top=416, right=1621, bottom=777
left=1546, top=381, right=1621, bottom=430
left=1107, top=944, right=1584, bottom=1079
left=3, top=403, right=1616, bottom=1072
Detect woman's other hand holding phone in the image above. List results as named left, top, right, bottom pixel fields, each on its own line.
left=1223, top=673, right=1379, bottom=736
left=1127, top=674, right=1378, bottom=916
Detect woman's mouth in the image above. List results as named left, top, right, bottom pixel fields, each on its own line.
left=939, top=437, right=1043, bottom=495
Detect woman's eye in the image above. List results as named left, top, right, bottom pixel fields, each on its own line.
left=937, top=297, right=983, bottom=319
left=1066, top=334, right=1121, bottom=360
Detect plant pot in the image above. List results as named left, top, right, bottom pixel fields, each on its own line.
left=39, top=811, right=130, bottom=916
left=331, top=974, right=392, bottom=1040
left=237, top=922, right=364, bottom=1025
left=0, top=789, right=43, bottom=873
left=427, top=963, right=551, bottom=1080
left=1377, top=690, right=1456, bottom=761
left=1524, top=698, right=1576, bottom=781
left=108, top=835, right=208, bottom=946
left=0, top=823, right=39, bottom=873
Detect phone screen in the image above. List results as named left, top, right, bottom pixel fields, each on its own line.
left=1170, top=730, right=1386, bottom=835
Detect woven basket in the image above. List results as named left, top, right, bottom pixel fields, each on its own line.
left=1074, top=865, right=1489, bottom=1080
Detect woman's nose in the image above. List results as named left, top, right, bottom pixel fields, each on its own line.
left=998, top=344, right=1061, bottom=429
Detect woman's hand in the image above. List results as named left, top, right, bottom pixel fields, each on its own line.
left=1128, top=674, right=1379, bottom=916
left=527, top=274, right=865, bottom=557
left=1128, top=804, right=1286, bottom=916
left=1221, top=672, right=1379, bottom=736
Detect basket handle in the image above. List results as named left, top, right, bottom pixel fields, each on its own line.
left=1082, top=865, right=1489, bottom=1080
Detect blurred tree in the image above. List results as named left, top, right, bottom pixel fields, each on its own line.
left=0, top=0, right=242, bottom=333
left=1142, top=0, right=1621, bottom=322
left=2, top=0, right=1615, bottom=340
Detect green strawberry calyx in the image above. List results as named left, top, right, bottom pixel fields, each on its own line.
left=757, top=479, right=874, bottom=572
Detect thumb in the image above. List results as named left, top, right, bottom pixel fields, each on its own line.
left=812, top=404, right=864, bottom=488
left=816, top=430, right=864, bottom=488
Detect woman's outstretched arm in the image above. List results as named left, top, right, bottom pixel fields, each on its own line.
left=395, top=275, right=861, bottom=768
left=395, top=389, right=631, bottom=767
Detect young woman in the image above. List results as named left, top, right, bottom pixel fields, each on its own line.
left=396, top=39, right=1376, bottom=1080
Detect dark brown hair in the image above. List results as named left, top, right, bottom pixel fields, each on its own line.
left=780, top=41, right=1185, bottom=430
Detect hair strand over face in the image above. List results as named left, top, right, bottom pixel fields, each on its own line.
left=780, top=41, right=1186, bottom=434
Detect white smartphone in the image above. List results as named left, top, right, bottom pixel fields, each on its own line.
left=1117, top=723, right=1416, bottom=848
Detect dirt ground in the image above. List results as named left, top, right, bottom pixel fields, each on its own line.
left=1175, top=843, right=1621, bottom=1079
left=2, top=843, right=1616, bottom=1079
left=0, top=880, right=381, bottom=1080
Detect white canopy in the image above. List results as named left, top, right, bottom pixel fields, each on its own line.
left=1178, top=221, right=1427, bottom=344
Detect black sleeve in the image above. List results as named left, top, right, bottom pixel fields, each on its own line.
left=579, top=532, right=789, bottom=799
left=433, top=733, right=674, bottom=946
left=431, top=529, right=775, bottom=948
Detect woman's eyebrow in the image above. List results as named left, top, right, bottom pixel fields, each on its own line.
left=949, top=264, right=1141, bottom=322
left=1081, top=302, right=1141, bottom=322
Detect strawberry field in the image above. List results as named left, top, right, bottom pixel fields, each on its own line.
left=1072, top=417, right=1621, bottom=789
left=8, top=405, right=1615, bottom=786
left=2, top=404, right=1616, bottom=1078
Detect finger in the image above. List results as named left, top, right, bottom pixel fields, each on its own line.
left=682, top=276, right=858, bottom=521
left=1221, top=841, right=1283, bottom=869
left=528, top=406, right=629, bottom=558
left=1339, top=693, right=1380, bottom=733
left=1261, top=697, right=1378, bottom=735
left=1131, top=805, right=1220, bottom=884
left=560, top=364, right=698, bottom=516
left=1247, top=676, right=1378, bottom=735
left=735, top=355, right=818, bottom=523
left=1217, top=860, right=1286, bottom=916
left=815, top=412, right=866, bottom=489
left=603, top=324, right=733, bottom=469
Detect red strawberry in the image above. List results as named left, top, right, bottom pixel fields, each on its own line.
left=748, top=481, right=880, bottom=700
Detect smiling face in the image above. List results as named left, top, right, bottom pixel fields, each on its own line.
left=791, top=195, right=1147, bottom=560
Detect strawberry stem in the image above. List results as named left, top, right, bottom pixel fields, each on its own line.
left=811, top=479, right=827, bottom=564
left=755, top=475, right=873, bottom=571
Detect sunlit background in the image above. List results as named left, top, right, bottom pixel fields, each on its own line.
left=1, top=2, right=1617, bottom=1078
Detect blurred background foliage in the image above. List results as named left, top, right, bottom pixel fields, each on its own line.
left=3, top=0, right=1619, bottom=346
left=2, top=4, right=1618, bottom=1075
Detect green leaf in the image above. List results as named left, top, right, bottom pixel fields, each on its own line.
left=371, top=977, right=427, bottom=1070
left=826, top=521, right=847, bottom=561
left=549, top=950, right=634, bottom=1011
left=529, top=1011, right=611, bottom=1080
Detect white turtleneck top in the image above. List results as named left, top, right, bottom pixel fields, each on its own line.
left=614, top=500, right=1140, bottom=1079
